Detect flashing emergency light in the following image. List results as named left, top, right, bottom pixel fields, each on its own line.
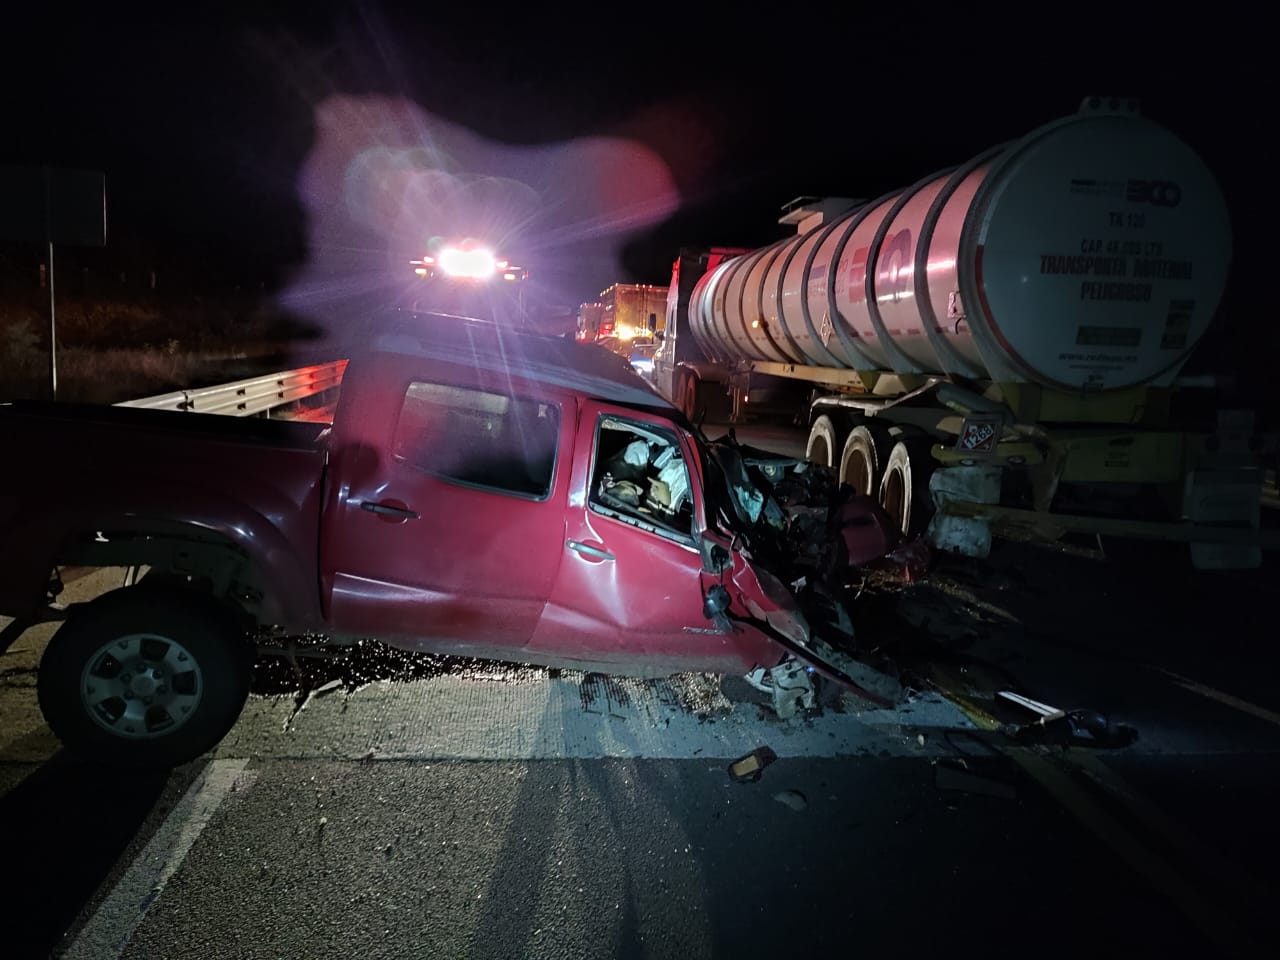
left=438, top=246, right=497, bottom=279
left=411, top=243, right=527, bottom=282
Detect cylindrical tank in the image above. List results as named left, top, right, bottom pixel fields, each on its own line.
left=694, top=99, right=1232, bottom=392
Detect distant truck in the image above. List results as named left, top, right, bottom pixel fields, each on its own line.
left=578, top=282, right=668, bottom=342
left=651, top=97, right=1277, bottom=569
left=0, top=311, right=899, bottom=770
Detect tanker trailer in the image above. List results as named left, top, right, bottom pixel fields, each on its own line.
left=651, top=97, right=1277, bottom=569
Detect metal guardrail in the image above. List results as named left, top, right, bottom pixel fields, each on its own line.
left=116, top=361, right=347, bottom=417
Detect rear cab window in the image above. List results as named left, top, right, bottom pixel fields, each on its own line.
left=392, top=380, right=560, bottom=499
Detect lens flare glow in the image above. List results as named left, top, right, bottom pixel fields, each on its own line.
left=279, top=91, right=684, bottom=342
left=438, top=246, right=496, bottom=279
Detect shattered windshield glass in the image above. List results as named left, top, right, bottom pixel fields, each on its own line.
left=689, top=426, right=790, bottom=536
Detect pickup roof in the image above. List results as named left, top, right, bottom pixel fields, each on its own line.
left=0, top=311, right=901, bottom=768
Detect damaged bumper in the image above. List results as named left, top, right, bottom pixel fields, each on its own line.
left=696, top=432, right=913, bottom=714
left=724, top=509, right=904, bottom=712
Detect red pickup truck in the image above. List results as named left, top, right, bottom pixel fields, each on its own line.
left=0, top=312, right=900, bottom=769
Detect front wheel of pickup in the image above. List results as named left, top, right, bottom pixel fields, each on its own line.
left=37, top=587, right=254, bottom=770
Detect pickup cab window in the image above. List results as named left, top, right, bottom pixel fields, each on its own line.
left=392, top=380, right=559, bottom=499
left=325, top=373, right=569, bottom=649
left=589, top=416, right=694, bottom=542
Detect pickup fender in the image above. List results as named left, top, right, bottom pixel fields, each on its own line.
left=0, top=480, right=324, bottom=628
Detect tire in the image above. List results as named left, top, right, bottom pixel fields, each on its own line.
left=878, top=438, right=936, bottom=537
left=681, top=374, right=700, bottom=422
left=37, top=587, right=254, bottom=770
left=806, top=415, right=840, bottom=468
left=839, top=423, right=891, bottom=496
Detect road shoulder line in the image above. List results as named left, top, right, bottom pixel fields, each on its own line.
left=59, top=758, right=256, bottom=960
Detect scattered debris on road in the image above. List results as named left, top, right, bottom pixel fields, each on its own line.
left=997, top=690, right=1138, bottom=748
left=728, top=746, right=778, bottom=783
left=743, top=660, right=815, bottom=719
left=772, top=789, right=808, bottom=811
left=881, top=538, right=932, bottom=583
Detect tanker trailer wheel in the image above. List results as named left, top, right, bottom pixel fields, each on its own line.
left=839, top=423, right=891, bottom=496
left=681, top=374, right=700, bottom=422
left=878, top=438, right=936, bottom=538
left=806, top=415, right=841, bottom=468
left=37, top=586, right=254, bottom=770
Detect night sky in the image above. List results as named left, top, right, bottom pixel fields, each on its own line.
left=0, top=7, right=1266, bottom=356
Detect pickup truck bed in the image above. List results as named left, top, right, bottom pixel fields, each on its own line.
left=0, top=400, right=328, bottom=625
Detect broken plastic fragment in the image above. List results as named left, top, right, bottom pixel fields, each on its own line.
left=728, top=746, right=778, bottom=783
left=742, top=661, right=816, bottom=719
left=772, top=789, right=808, bottom=811
left=771, top=660, right=815, bottom=719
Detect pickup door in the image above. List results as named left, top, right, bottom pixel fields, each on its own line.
left=529, top=400, right=766, bottom=676
left=321, top=363, right=571, bottom=657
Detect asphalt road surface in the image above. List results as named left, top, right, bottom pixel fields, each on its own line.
left=2, top=423, right=1278, bottom=959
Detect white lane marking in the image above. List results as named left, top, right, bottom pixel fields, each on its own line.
left=61, top=758, right=257, bottom=960
left=1161, top=669, right=1280, bottom=729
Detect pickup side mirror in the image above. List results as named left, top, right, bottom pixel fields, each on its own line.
left=702, top=583, right=733, bottom=632
left=698, top=534, right=731, bottom=574
left=654, top=330, right=665, bottom=341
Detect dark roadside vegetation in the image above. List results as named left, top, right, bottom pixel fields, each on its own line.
left=0, top=251, right=323, bottom=405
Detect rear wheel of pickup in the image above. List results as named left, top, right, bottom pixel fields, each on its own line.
left=37, top=587, right=254, bottom=770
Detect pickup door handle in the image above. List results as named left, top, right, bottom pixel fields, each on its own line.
left=567, top=540, right=615, bottom=562
left=360, top=501, right=420, bottom=520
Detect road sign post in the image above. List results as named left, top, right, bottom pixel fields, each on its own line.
left=1, top=165, right=107, bottom=399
